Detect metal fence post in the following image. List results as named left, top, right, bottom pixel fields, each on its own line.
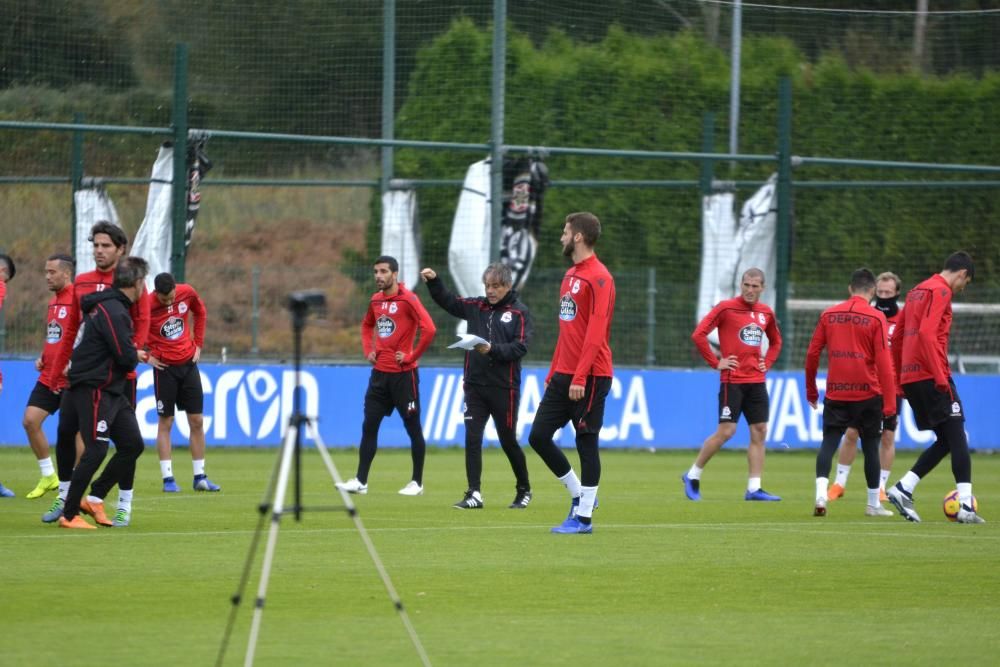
left=381, top=0, right=396, bottom=195
left=775, top=76, right=794, bottom=367
left=251, top=266, right=261, bottom=357
left=71, top=112, right=85, bottom=255
left=171, top=43, right=189, bottom=282
left=489, top=0, right=507, bottom=260
left=646, top=266, right=657, bottom=366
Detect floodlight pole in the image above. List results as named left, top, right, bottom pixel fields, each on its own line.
left=489, top=0, right=507, bottom=260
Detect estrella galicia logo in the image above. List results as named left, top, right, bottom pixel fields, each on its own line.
left=46, top=320, right=63, bottom=344
left=559, top=294, right=577, bottom=321
left=739, top=323, right=764, bottom=347
left=376, top=315, right=396, bottom=338
left=161, top=316, right=185, bottom=341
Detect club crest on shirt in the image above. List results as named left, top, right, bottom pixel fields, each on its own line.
left=376, top=315, right=396, bottom=337
left=500, top=311, right=513, bottom=323
left=757, top=312, right=767, bottom=325
left=739, top=323, right=764, bottom=346
left=58, top=306, right=67, bottom=319
left=178, top=302, right=188, bottom=314
left=389, top=302, right=398, bottom=314
left=161, top=316, right=185, bottom=340
left=559, top=293, right=577, bottom=321
left=46, top=320, right=63, bottom=344
left=571, top=279, right=581, bottom=294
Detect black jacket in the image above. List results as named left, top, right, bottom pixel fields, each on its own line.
left=426, top=276, right=533, bottom=390
left=68, top=289, right=138, bottom=394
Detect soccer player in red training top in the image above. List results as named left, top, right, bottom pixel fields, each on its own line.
left=21, top=254, right=76, bottom=500
left=683, top=268, right=783, bottom=501
left=887, top=251, right=985, bottom=524
left=828, top=271, right=904, bottom=502
left=54, top=257, right=147, bottom=529
left=145, top=272, right=219, bottom=493
left=528, top=212, right=616, bottom=534
left=0, top=252, right=16, bottom=498
left=337, top=255, right=437, bottom=496
left=805, top=268, right=897, bottom=518
left=43, top=222, right=150, bottom=526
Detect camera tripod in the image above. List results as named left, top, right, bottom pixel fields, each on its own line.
left=215, top=292, right=431, bottom=667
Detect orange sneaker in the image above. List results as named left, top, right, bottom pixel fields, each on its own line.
left=59, top=515, right=96, bottom=530
left=879, top=487, right=889, bottom=503
left=828, top=483, right=845, bottom=501
left=79, top=498, right=113, bottom=527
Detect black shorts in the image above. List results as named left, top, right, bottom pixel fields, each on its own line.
left=61, top=385, right=135, bottom=448
left=532, top=373, right=612, bottom=437
left=718, top=382, right=769, bottom=425
left=124, top=376, right=137, bottom=410
left=465, top=383, right=519, bottom=433
left=903, top=378, right=964, bottom=431
left=364, top=369, right=420, bottom=420
left=27, top=381, right=62, bottom=414
left=823, top=396, right=883, bottom=440
left=154, top=361, right=204, bottom=417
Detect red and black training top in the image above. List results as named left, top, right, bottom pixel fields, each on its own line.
left=547, top=254, right=616, bottom=386
left=144, top=283, right=207, bottom=365
left=804, top=294, right=896, bottom=415
left=692, top=296, right=782, bottom=384
left=891, top=273, right=954, bottom=391
left=361, top=283, right=437, bottom=373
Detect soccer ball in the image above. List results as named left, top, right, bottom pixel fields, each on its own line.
left=943, top=489, right=978, bottom=522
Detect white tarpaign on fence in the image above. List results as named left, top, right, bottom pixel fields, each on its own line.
left=73, top=185, right=121, bottom=275
left=131, top=144, right=175, bottom=290
left=381, top=188, right=420, bottom=289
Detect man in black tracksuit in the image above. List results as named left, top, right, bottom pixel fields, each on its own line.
left=55, top=257, right=148, bottom=529
left=421, top=262, right=534, bottom=509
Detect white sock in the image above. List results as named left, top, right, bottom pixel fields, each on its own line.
left=578, top=486, right=598, bottom=519
left=160, top=460, right=173, bottom=479
left=58, top=481, right=70, bottom=500
left=867, top=488, right=880, bottom=507
left=747, top=477, right=762, bottom=493
left=86, top=494, right=104, bottom=505
left=816, top=477, right=829, bottom=501
left=899, top=471, right=921, bottom=494
left=558, top=470, right=582, bottom=498
left=118, top=489, right=134, bottom=512
left=687, top=464, right=703, bottom=480
left=834, top=464, right=851, bottom=487
left=193, top=459, right=206, bottom=477
left=957, top=482, right=973, bottom=507
left=38, top=457, right=55, bottom=477
left=879, top=469, right=891, bottom=490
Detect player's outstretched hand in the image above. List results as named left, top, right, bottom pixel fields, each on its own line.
left=420, top=268, right=436, bottom=282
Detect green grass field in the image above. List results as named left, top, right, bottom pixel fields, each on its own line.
left=1, top=446, right=997, bottom=666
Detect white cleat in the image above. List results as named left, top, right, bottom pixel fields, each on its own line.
left=398, top=480, right=424, bottom=496
left=335, top=478, right=368, bottom=495
left=956, top=505, right=986, bottom=524
left=813, top=497, right=827, bottom=517
left=865, top=504, right=894, bottom=517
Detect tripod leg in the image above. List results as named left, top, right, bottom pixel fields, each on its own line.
left=215, top=425, right=288, bottom=667
left=243, top=421, right=298, bottom=667
left=312, top=426, right=433, bottom=667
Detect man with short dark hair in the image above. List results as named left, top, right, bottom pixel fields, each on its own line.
left=337, top=256, right=437, bottom=496
left=805, top=268, right=897, bottom=518
left=54, top=257, right=148, bottom=529
left=828, top=271, right=904, bottom=502
left=22, top=253, right=76, bottom=499
left=684, top=268, right=783, bottom=502
left=528, top=212, right=616, bottom=534
left=887, top=251, right=985, bottom=523
left=145, top=272, right=217, bottom=493
left=421, top=262, right=534, bottom=509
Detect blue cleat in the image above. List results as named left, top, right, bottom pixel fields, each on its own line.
left=42, top=497, right=65, bottom=523
left=162, top=477, right=181, bottom=493
left=745, top=488, right=782, bottom=502
left=681, top=473, right=701, bottom=501
left=551, top=516, right=593, bottom=534
left=193, top=475, right=221, bottom=492
left=0, top=482, right=14, bottom=498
